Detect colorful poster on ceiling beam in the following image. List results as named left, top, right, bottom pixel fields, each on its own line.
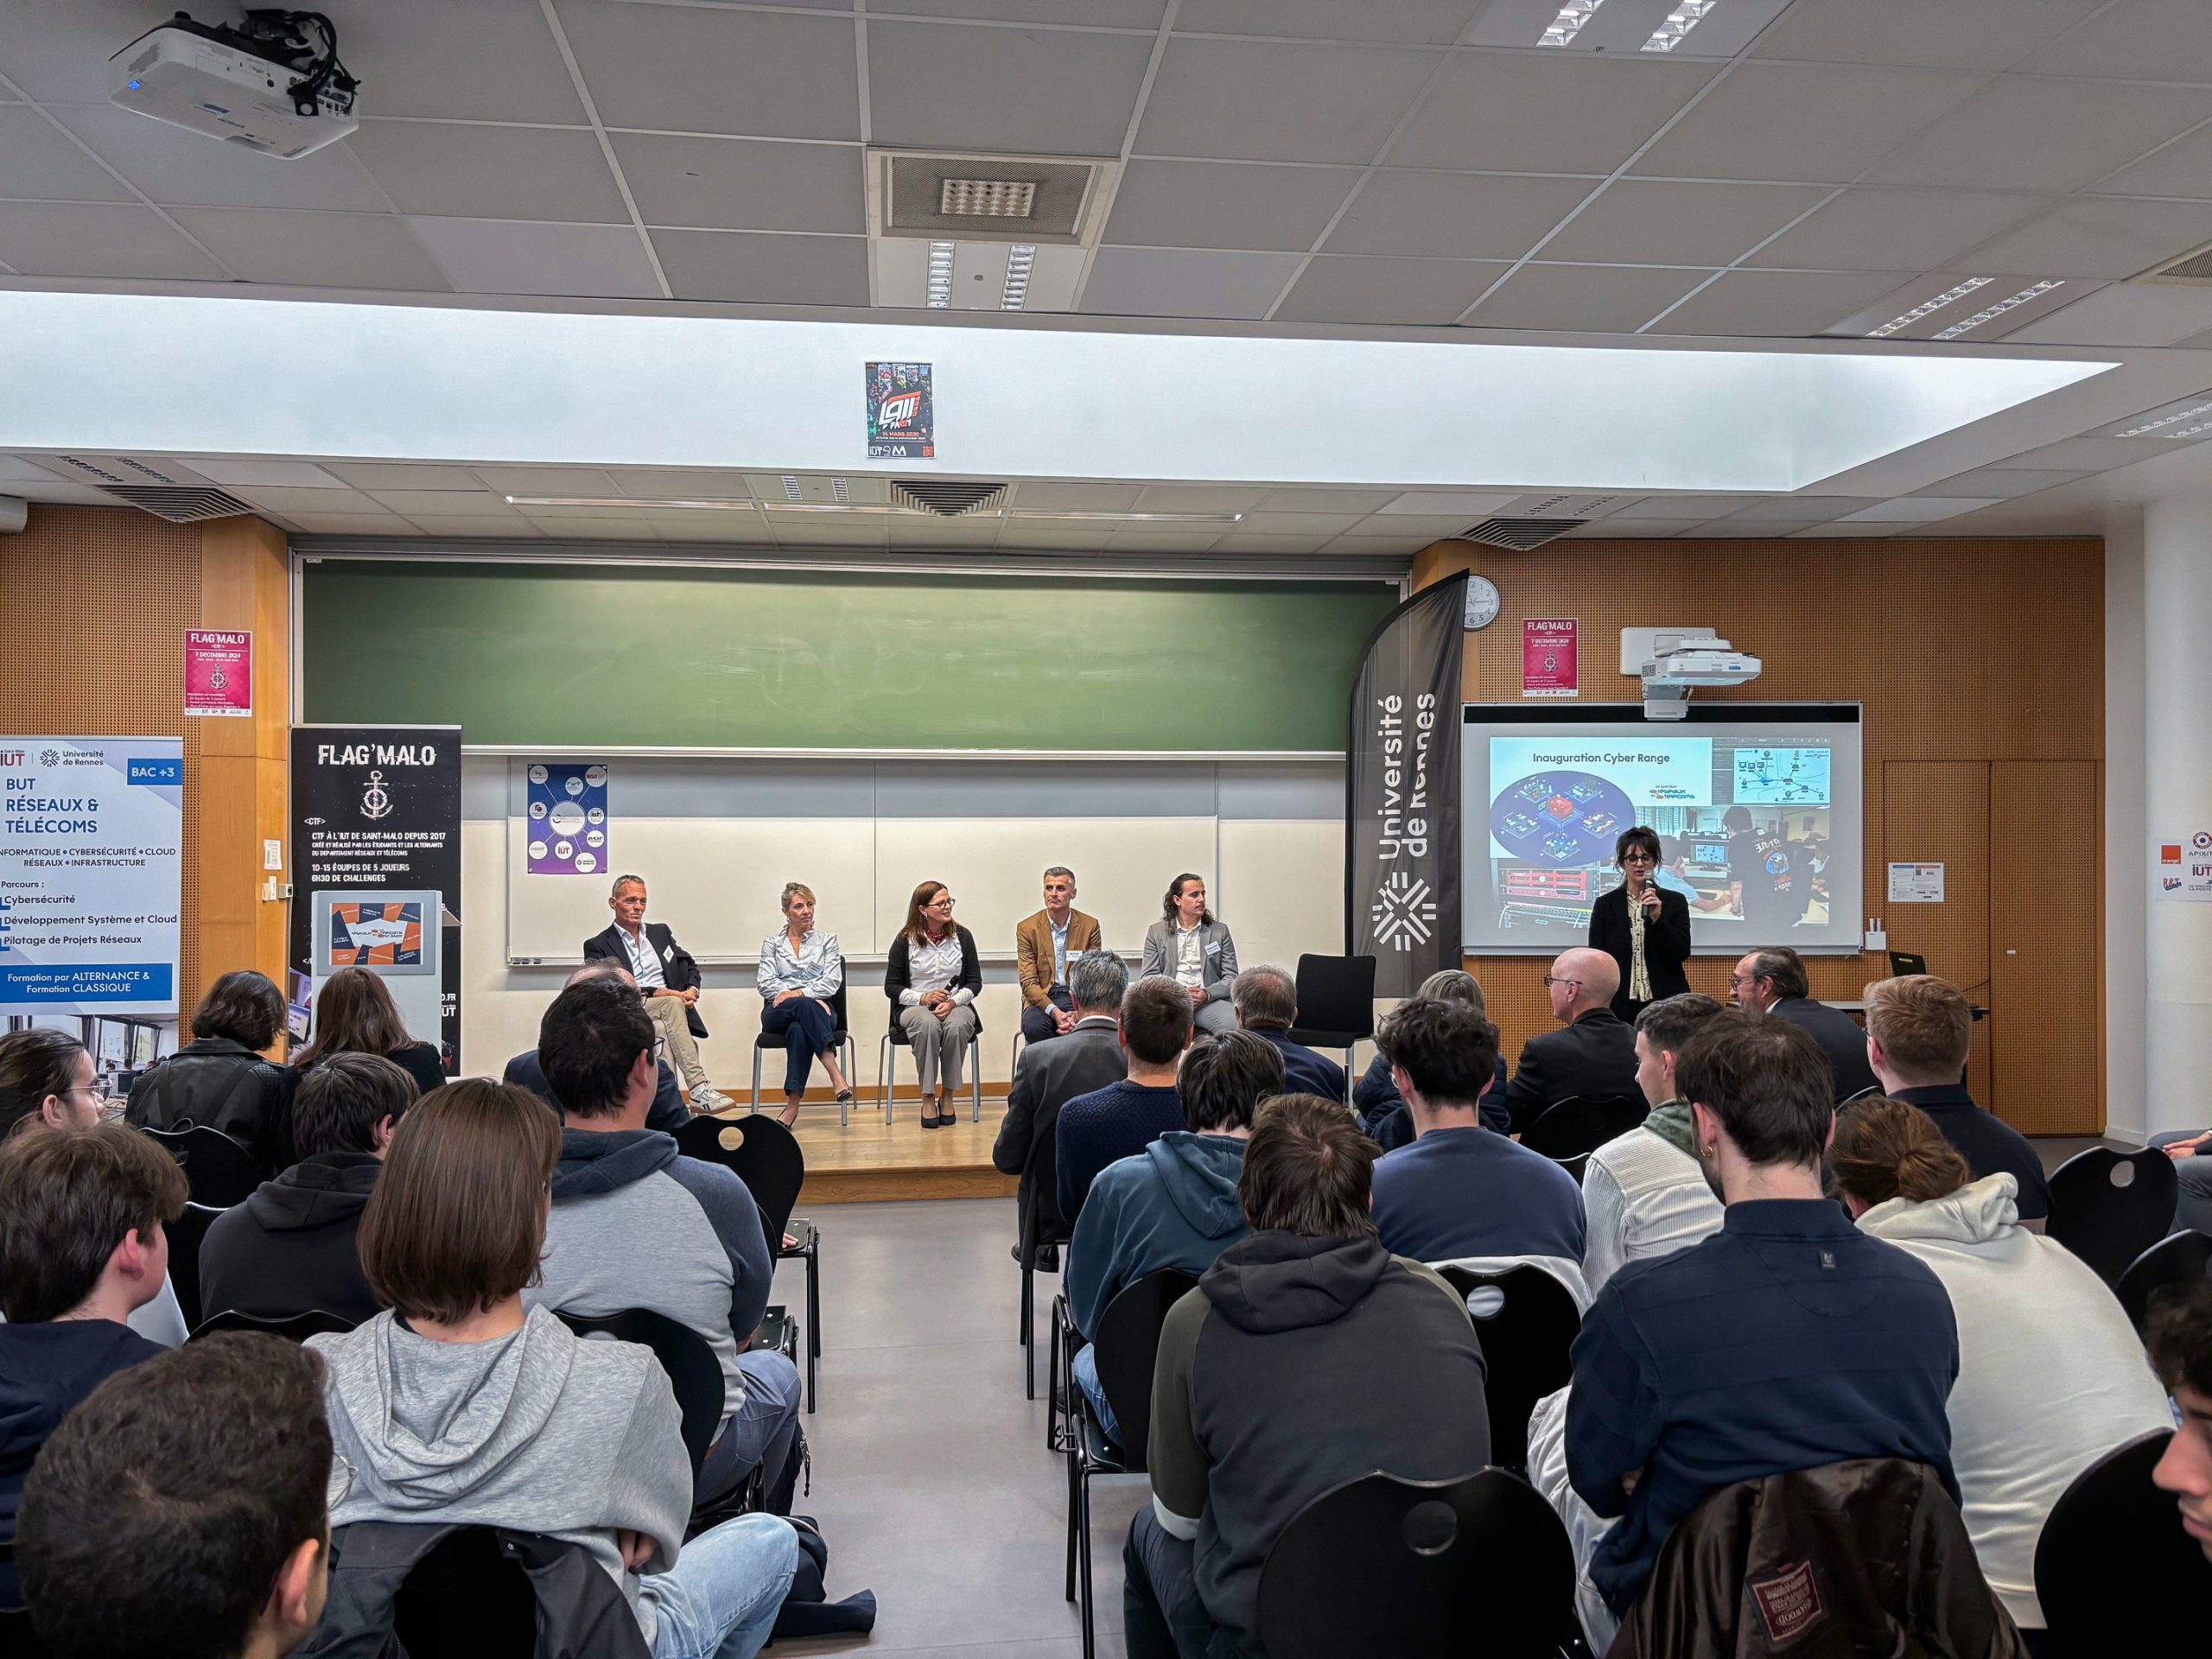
left=525, top=763, right=608, bottom=876
left=866, top=360, right=935, bottom=458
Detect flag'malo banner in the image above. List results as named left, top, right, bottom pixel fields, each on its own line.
left=1346, top=574, right=1466, bottom=998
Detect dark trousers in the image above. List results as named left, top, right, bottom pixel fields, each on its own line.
left=1020, top=984, right=1072, bottom=1045
left=1124, top=1508, right=1229, bottom=1659
left=762, top=997, right=835, bottom=1096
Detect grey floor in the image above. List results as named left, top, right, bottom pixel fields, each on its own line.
left=770, top=1198, right=1139, bottom=1659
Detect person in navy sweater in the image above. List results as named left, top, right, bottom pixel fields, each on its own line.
left=1056, top=976, right=1193, bottom=1225
left=1565, top=1009, right=1960, bottom=1620
left=1228, top=964, right=1344, bottom=1103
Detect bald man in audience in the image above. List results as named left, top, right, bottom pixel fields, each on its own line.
left=1502, top=948, right=1640, bottom=1138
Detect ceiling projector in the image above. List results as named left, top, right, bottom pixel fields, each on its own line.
left=1640, top=634, right=1763, bottom=720
left=109, top=10, right=359, bottom=159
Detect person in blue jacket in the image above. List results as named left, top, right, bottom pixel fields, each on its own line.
left=1354, top=968, right=1507, bottom=1147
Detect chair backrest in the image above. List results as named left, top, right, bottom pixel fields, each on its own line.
left=1840, top=1084, right=1882, bottom=1103
left=1520, top=1094, right=1647, bottom=1162
left=2035, top=1430, right=2212, bottom=1649
left=1287, top=953, right=1377, bottom=1044
left=189, top=1307, right=358, bottom=1343
left=391, top=1526, right=539, bottom=1659
left=2118, top=1228, right=2212, bottom=1338
left=1256, top=1468, right=1574, bottom=1659
left=1436, top=1264, right=1581, bottom=1470
left=139, top=1122, right=259, bottom=1207
left=2047, top=1146, right=2181, bottom=1287
left=1091, top=1268, right=1199, bottom=1466
left=553, top=1308, right=720, bottom=1478
left=674, top=1111, right=805, bottom=1253
left=164, top=1200, right=225, bottom=1332
left=1020, top=1112, right=1070, bottom=1251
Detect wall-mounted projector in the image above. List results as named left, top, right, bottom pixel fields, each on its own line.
left=1639, top=633, right=1763, bottom=720
left=109, top=10, right=359, bottom=160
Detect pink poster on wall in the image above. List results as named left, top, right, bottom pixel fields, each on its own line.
left=1522, top=618, right=1578, bottom=698
left=183, top=628, right=252, bottom=717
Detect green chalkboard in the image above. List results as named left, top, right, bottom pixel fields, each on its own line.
left=301, top=562, right=1401, bottom=751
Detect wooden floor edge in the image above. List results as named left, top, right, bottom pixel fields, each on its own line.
left=804, top=1166, right=1020, bottom=1205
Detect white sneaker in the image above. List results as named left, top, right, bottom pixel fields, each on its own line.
left=689, top=1085, right=734, bottom=1114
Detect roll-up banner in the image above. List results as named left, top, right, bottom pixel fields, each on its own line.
left=1346, top=574, right=1466, bottom=999
left=289, top=726, right=461, bottom=1071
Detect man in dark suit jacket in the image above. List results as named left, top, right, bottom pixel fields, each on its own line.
left=993, top=951, right=1129, bottom=1263
left=1732, top=947, right=1881, bottom=1102
left=582, top=873, right=729, bottom=1112
left=1230, top=963, right=1347, bottom=1103
left=506, top=962, right=690, bottom=1132
left=1503, top=948, right=1640, bottom=1137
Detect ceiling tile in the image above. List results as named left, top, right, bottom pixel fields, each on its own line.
left=612, top=133, right=861, bottom=233
left=1322, top=534, right=1433, bottom=555
left=0, top=105, right=135, bottom=202
left=1323, top=171, right=1594, bottom=260
left=1960, top=196, right=2212, bottom=282
left=1864, top=76, right=2212, bottom=194
left=1177, top=0, right=1485, bottom=44
left=1910, top=467, right=2091, bottom=497
left=1542, top=181, right=1829, bottom=268
left=410, top=218, right=664, bottom=298
left=1461, top=264, right=1707, bottom=333
left=650, top=511, right=764, bottom=542
left=1103, top=160, right=1361, bottom=252
left=50, top=103, right=391, bottom=210
left=1257, top=487, right=1399, bottom=512
left=1630, top=63, right=1988, bottom=184
left=1749, top=0, right=2104, bottom=71
left=868, top=21, right=1155, bottom=156
left=1379, top=491, right=1518, bottom=515
left=340, top=0, right=588, bottom=123
left=1624, top=494, right=1766, bottom=520
left=1113, top=530, right=1230, bottom=552
left=1135, top=485, right=1270, bottom=511
left=2023, top=0, right=2212, bottom=82
left=280, top=512, right=419, bottom=534
left=323, top=463, right=488, bottom=490
left=1389, top=52, right=1718, bottom=175
left=1077, top=247, right=1301, bottom=319
left=182, top=460, right=349, bottom=489
left=883, top=0, right=1163, bottom=22
left=1138, top=38, right=1440, bottom=164
left=1273, top=255, right=1506, bottom=325
left=1210, top=531, right=1343, bottom=553
left=2099, top=122, right=2212, bottom=200
left=346, top=122, right=630, bottom=222
left=652, top=230, right=868, bottom=305
left=366, top=490, right=525, bottom=517
left=1717, top=496, right=1884, bottom=522
left=0, top=1, right=178, bottom=103
left=1007, top=483, right=1146, bottom=509
left=1002, top=524, right=1120, bottom=550
left=1351, top=513, right=1484, bottom=537
left=1562, top=519, right=1685, bottom=538
left=1653, top=269, right=1918, bottom=336
left=770, top=518, right=887, bottom=547
left=1231, top=512, right=1363, bottom=535
left=0, top=201, right=226, bottom=280
left=1741, top=187, right=2052, bottom=273
left=1688, top=520, right=1821, bottom=538
left=168, top=208, right=452, bottom=291
left=1991, top=435, right=2170, bottom=469
left=611, top=469, right=754, bottom=499
left=402, top=515, right=546, bottom=537
left=516, top=512, right=664, bottom=538
left=238, top=485, right=396, bottom=514
left=472, top=467, right=627, bottom=496
left=553, top=0, right=861, bottom=139
left=1787, top=521, right=1899, bottom=537
left=1834, top=498, right=2005, bottom=523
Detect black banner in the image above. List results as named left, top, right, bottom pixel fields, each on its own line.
left=288, top=726, right=461, bottom=1071
left=1345, top=575, right=1466, bottom=999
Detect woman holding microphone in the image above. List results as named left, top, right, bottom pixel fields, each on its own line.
left=758, top=880, right=855, bottom=1128
left=1587, top=825, right=1691, bottom=1024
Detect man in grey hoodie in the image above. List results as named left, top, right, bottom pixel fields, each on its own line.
left=1065, top=1030, right=1282, bottom=1446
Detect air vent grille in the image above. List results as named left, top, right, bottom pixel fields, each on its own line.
left=2149, top=241, right=2212, bottom=284
left=874, top=149, right=1116, bottom=246
left=893, top=480, right=1007, bottom=517
left=95, top=485, right=255, bottom=523
left=1504, top=492, right=1632, bottom=518
left=1460, top=516, right=1586, bottom=551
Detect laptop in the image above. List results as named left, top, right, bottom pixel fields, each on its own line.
left=1887, top=950, right=1928, bottom=978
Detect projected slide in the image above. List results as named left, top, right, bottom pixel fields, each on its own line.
left=1464, top=706, right=1863, bottom=954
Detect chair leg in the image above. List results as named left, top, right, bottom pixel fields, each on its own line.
left=878, top=1035, right=894, bottom=1125
left=804, top=1235, right=820, bottom=1414
left=1065, top=1430, right=1081, bottom=1602
left=1077, top=1463, right=1096, bottom=1659
left=750, top=1047, right=763, bottom=1114
left=1046, top=1311, right=1060, bottom=1451
left=1022, top=1259, right=1036, bottom=1400
left=971, top=1041, right=982, bottom=1122
left=840, top=1038, right=857, bottom=1128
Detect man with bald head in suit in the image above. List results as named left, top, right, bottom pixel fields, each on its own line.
left=1502, top=947, right=1641, bottom=1138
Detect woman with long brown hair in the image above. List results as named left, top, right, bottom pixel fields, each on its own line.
left=290, top=966, right=444, bottom=1096
left=882, top=880, right=981, bottom=1128
left=1139, top=873, right=1238, bottom=1035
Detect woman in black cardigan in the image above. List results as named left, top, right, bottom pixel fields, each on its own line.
left=1587, top=825, right=1692, bottom=1025
left=883, top=880, right=983, bottom=1128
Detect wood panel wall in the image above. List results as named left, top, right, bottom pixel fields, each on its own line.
left=1412, top=535, right=2105, bottom=1136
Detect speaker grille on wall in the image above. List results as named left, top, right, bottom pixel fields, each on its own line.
left=1459, top=516, right=1586, bottom=550
left=893, top=480, right=1007, bottom=516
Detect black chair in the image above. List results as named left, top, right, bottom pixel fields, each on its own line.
left=0, top=1541, right=46, bottom=1656
left=2118, top=1228, right=2212, bottom=1338
left=749, top=981, right=858, bottom=1123
left=1020, top=1122, right=1073, bottom=1402
left=1256, top=1469, right=1577, bottom=1659
left=555, top=1307, right=721, bottom=1481
left=189, top=1307, right=356, bottom=1343
left=1065, top=1268, right=1198, bottom=1659
left=1840, top=1084, right=1883, bottom=1103
left=2034, top=1430, right=2212, bottom=1655
left=1437, top=1265, right=1582, bottom=1471
left=876, top=1018, right=982, bottom=1123
left=1286, top=952, right=1377, bottom=1095
left=383, top=1525, right=652, bottom=1659
left=675, top=1111, right=820, bottom=1413
left=2048, top=1146, right=2180, bottom=1287
left=1521, top=1095, right=1647, bottom=1164
left=140, top=1122, right=259, bottom=1207
left=165, top=1200, right=225, bottom=1332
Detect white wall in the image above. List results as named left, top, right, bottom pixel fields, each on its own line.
left=2105, top=507, right=2147, bottom=1144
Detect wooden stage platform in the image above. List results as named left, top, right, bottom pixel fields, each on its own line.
left=706, top=1095, right=1020, bottom=1205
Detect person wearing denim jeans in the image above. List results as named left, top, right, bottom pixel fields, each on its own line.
left=646, top=1513, right=800, bottom=1659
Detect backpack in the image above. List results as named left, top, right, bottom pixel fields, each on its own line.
left=772, top=1515, right=877, bottom=1640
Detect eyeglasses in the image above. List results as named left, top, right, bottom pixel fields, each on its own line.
left=1541, top=975, right=1582, bottom=990
left=1620, top=852, right=1656, bottom=865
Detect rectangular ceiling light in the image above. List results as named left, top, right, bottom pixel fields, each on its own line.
left=926, top=241, right=954, bottom=309
left=941, top=178, right=1036, bottom=219
left=506, top=495, right=752, bottom=511
left=1866, top=277, right=1993, bottom=339
left=1643, top=0, right=1718, bottom=51
left=2112, top=399, right=2212, bottom=438
left=1002, top=244, right=1036, bottom=312
left=1929, top=279, right=2063, bottom=340
left=1540, top=1, right=1605, bottom=47
left=1005, top=509, right=1243, bottom=524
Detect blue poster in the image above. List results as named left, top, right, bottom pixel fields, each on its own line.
left=525, top=762, right=608, bottom=876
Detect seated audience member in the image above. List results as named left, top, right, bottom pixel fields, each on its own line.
left=1864, top=974, right=2050, bottom=1225
left=1065, top=1029, right=1281, bottom=1443
left=587, top=873, right=729, bottom=1114
left=885, top=880, right=983, bottom=1129
left=1502, top=947, right=1638, bottom=1137
left=1353, top=968, right=1508, bottom=1142
left=1565, top=1010, right=1960, bottom=1624
left=528, top=976, right=800, bottom=1505
left=291, top=965, right=446, bottom=1096
left=16, top=1333, right=330, bottom=1659
left=2150, top=1283, right=2212, bottom=1560
left=993, top=950, right=1129, bottom=1265
left=308, top=1078, right=798, bottom=1658
left=2159, top=1128, right=2212, bottom=1236
left=1730, top=946, right=1881, bottom=1101
left=0, top=1122, right=186, bottom=1608
left=505, top=961, right=689, bottom=1135
left=1055, top=975, right=1193, bottom=1225
left=1016, top=866, right=1105, bottom=1046
left=757, top=880, right=855, bottom=1128
left=1229, top=963, right=1346, bottom=1103
left=198, top=1052, right=414, bottom=1329
left=1830, top=1097, right=2173, bottom=1634
left=1580, top=993, right=1727, bottom=1296
left=1140, top=874, right=1239, bottom=1036
left=125, top=969, right=295, bottom=1173
left=1125, top=1094, right=1491, bottom=1658
left=1370, top=995, right=1586, bottom=1282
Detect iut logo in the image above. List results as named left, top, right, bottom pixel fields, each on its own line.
left=0, top=751, right=22, bottom=766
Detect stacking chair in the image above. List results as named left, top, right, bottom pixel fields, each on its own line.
left=1521, top=1095, right=1647, bottom=1165
left=0, top=1541, right=46, bottom=1656
left=1020, top=1124, right=1073, bottom=1401
left=189, top=1307, right=356, bottom=1343
left=2047, top=1146, right=2180, bottom=1287
left=675, top=1113, right=819, bottom=1413
left=1286, top=953, right=1377, bottom=1095
left=140, top=1122, right=259, bottom=1207
left=386, top=1526, right=652, bottom=1659
left=2034, top=1430, right=2212, bottom=1655
left=1256, top=1470, right=1578, bottom=1659
left=554, top=1307, right=722, bottom=1482
left=2118, top=1228, right=2212, bottom=1338
left=1438, top=1264, right=1582, bottom=1471
left=164, top=1199, right=225, bottom=1332
left=876, top=1020, right=982, bottom=1123
left=748, top=981, right=858, bottom=1122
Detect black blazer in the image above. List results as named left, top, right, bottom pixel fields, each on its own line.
left=502, top=1049, right=690, bottom=1135
left=1502, top=1007, right=1641, bottom=1137
left=1770, top=997, right=1882, bottom=1103
left=991, top=1016, right=1126, bottom=1249
left=583, top=921, right=708, bottom=1039
left=1587, top=884, right=1693, bottom=1016
left=884, top=927, right=984, bottom=1031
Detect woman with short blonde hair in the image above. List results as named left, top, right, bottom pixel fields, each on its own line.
left=756, top=880, right=852, bottom=1128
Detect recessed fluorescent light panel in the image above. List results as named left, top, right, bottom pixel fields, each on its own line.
left=507, top=496, right=752, bottom=512
left=1540, top=0, right=1605, bottom=45
left=1930, top=280, right=2063, bottom=340
left=1002, top=244, right=1036, bottom=312
left=1643, top=0, right=1718, bottom=51
left=941, top=178, right=1036, bottom=219
left=1866, top=277, right=1993, bottom=339
left=926, top=241, right=955, bottom=309
left=2101, top=394, right=2212, bottom=440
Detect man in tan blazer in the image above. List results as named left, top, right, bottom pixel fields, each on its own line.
left=1016, top=866, right=1104, bottom=1045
